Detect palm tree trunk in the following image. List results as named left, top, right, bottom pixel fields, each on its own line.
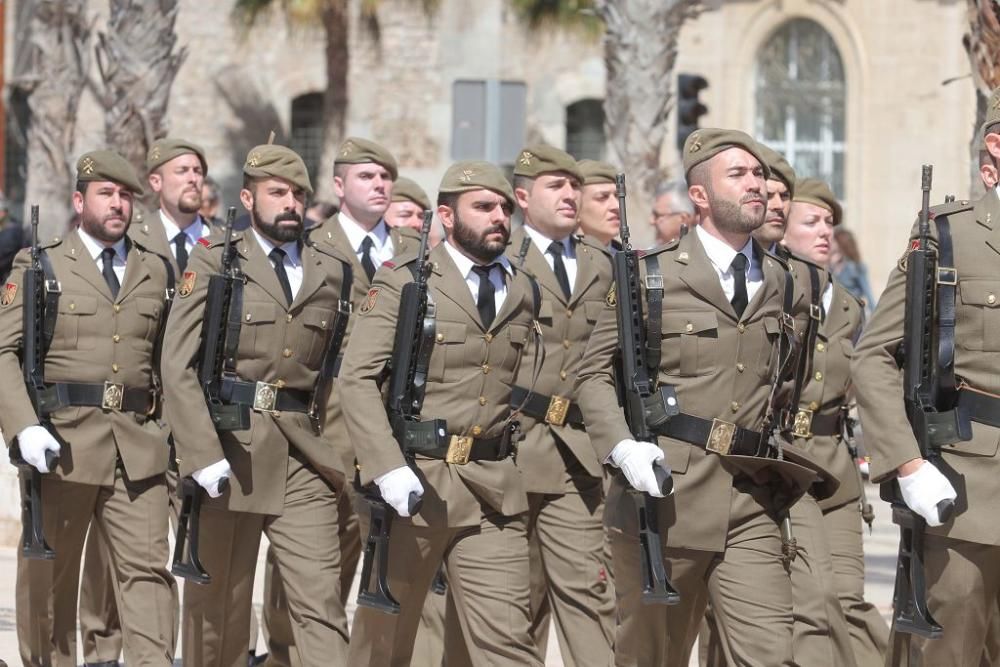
left=14, top=0, right=92, bottom=239
left=315, top=0, right=350, bottom=201
left=595, top=0, right=701, bottom=246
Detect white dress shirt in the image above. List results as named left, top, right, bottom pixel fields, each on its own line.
left=160, top=210, right=208, bottom=260
left=77, top=227, right=127, bottom=285
left=524, top=225, right=577, bottom=294
left=695, top=224, right=763, bottom=304
left=822, top=282, right=834, bottom=317
left=442, top=241, right=512, bottom=315
left=252, top=228, right=303, bottom=299
left=339, top=212, right=394, bottom=271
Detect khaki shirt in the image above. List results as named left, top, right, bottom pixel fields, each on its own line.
left=853, top=190, right=1000, bottom=545
left=0, top=230, right=172, bottom=485
left=129, top=209, right=224, bottom=279
left=505, top=227, right=614, bottom=492
left=338, top=242, right=538, bottom=528
left=161, top=230, right=351, bottom=515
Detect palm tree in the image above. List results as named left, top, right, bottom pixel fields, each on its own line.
left=963, top=0, right=1000, bottom=195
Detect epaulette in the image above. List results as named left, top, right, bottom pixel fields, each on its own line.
left=761, top=245, right=791, bottom=270
left=781, top=248, right=824, bottom=273
left=576, top=234, right=612, bottom=257
left=386, top=251, right=419, bottom=270
left=640, top=237, right=681, bottom=260
left=928, top=199, right=974, bottom=218
left=394, top=226, right=421, bottom=243
left=202, top=231, right=242, bottom=248
left=39, top=236, right=63, bottom=250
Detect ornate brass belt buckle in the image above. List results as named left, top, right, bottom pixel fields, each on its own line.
left=706, top=419, right=736, bottom=455
left=101, top=382, right=124, bottom=411
left=253, top=381, right=279, bottom=413
left=545, top=395, right=570, bottom=426
left=445, top=435, right=473, bottom=465
left=792, top=409, right=814, bottom=438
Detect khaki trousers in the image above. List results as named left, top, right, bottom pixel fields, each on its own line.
left=823, top=499, right=888, bottom=666
left=612, top=486, right=794, bottom=667
left=17, top=471, right=177, bottom=667
left=410, top=576, right=448, bottom=667
left=347, top=507, right=542, bottom=667
left=181, top=454, right=348, bottom=667
left=78, top=529, right=123, bottom=663
left=526, top=486, right=615, bottom=666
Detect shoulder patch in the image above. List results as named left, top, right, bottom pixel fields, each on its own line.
left=197, top=237, right=211, bottom=247
left=359, top=287, right=380, bottom=313
left=382, top=260, right=395, bottom=269
left=605, top=281, right=617, bottom=307
left=928, top=199, right=974, bottom=218
left=178, top=271, right=197, bottom=297
left=1, top=282, right=17, bottom=306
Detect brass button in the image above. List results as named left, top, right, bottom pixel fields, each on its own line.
left=283, top=348, right=292, bottom=358
left=816, top=342, right=826, bottom=352
left=679, top=252, right=689, bottom=261
left=808, top=401, right=820, bottom=411
left=436, top=333, right=445, bottom=342
left=560, top=370, right=568, bottom=380
left=246, top=313, right=252, bottom=322
left=478, top=396, right=487, bottom=406
left=736, top=362, right=745, bottom=372
left=287, top=313, right=294, bottom=322
left=112, top=363, right=120, bottom=373
left=471, top=425, right=483, bottom=436
left=814, top=371, right=823, bottom=381
left=989, top=293, right=997, bottom=305
left=113, top=304, right=121, bottom=313
left=484, top=333, right=493, bottom=343
left=321, top=320, right=327, bottom=327
left=69, top=303, right=76, bottom=311
left=276, top=379, right=286, bottom=388
left=685, top=323, right=694, bottom=333
left=730, top=401, right=740, bottom=412
left=737, top=323, right=746, bottom=333
left=112, top=334, right=120, bottom=343
left=563, top=339, right=571, bottom=349
left=482, top=364, right=490, bottom=374
left=566, top=309, right=573, bottom=318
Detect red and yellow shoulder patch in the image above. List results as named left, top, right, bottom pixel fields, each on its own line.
left=382, top=260, right=395, bottom=269
left=359, top=287, right=380, bottom=314
left=197, top=237, right=211, bottom=247
left=0, top=282, right=16, bottom=306
left=178, top=271, right=197, bottom=297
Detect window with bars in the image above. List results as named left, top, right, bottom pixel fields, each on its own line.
left=566, top=99, right=606, bottom=161
left=755, top=19, right=846, bottom=199
left=290, top=92, right=324, bottom=184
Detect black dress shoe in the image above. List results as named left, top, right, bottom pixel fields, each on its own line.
left=84, top=662, right=120, bottom=667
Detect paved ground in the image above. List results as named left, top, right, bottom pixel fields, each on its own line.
left=0, top=482, right=898, bottom=665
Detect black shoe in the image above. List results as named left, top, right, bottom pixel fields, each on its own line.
left=248, top=652, right=269, bottom=667
left=84, top=662, right=120, bottom=667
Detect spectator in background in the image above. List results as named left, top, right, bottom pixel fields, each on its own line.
left=832, top=227, right=875, bottom=314
left=306, top=198, right=340, bottom=227
left=199, top=176, right=224, bottom=227
left=0, top=191, right=26, bottom=282
left=650, top=179, right=694, bottom=245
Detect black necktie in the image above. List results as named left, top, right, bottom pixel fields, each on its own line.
left=548, top=241, right=572, bottom=299
left=360, top=236, right=376, bottom=283
left=269, top=248, right=293, bottom=306
left=173, top=232, right=189, bottom=273
left=730, top=253, right=749, bottom=318
left=101, top=247, right=120, bottom=299
left=471, top=264, right=497, bottom=328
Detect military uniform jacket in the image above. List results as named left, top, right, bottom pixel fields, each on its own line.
left=161, top=230, right=351, bottom=516
left=0, top=230, right=172, bottom=485
left=575, top=230, right=820, bottom=552
left=791, top=280, right=865, bottom=511
left=309, top=215, right=419, bottom=472
left=504, top=227, right=613, bottom=493
left=339, top=242, right=538, bottom=528
left=129, top=209, right=223, bottom=279
left=854, top=191, right=1000, bottom=545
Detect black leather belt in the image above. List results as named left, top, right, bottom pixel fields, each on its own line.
left=226, top=380, right=312, bottom=413
left=788, top=408, right=842, bottom=438
left=652, top=412, right=772, bottom=457
left=35, top=382, right=155, bottom=415
left=408, top=433, right=511, bottom=464
left=957, top=387, right=1000, bottom=428
left=510, top=386, right=582, bottom=426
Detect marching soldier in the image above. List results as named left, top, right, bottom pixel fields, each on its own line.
left=853, top=89, right=1000, bottom=665
left=576, top=129, right=822, bottom=666
left=162, top=144, right=353, bottom=665
left=506, top=145, right=615, bottom=664
left=385, top=176, right=431, bottom=232
left=577, top=159, right=622, bottom=251
left=0, top=150, right=178, bottom=665
left=340, top=160, right=543, bottom=666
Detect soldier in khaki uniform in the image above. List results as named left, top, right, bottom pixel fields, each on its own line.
left=576, top=129, right=823, bottom=667
left=340, top=160, right=543, bottom=666
left=853, top=89, right=1000, bottom=666
left=385, top=176, right=431, bottom=232
left=0, top=150, right=178, bottom=666
left=505, top=145, right=615, bottom=665
left=577, top=159, right=622, bottom=250
left=162, top=144, right=353, bottom=666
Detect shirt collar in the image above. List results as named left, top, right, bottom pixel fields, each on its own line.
left=443, top=241, right=513, bottom=279
left=339, top=211, right=390, bottom=252
left=695, top=224, right=753, bottom=274
left=159, top=210, right=206, bottom=243
left=251, top=228, right=301, bottom=267
left=524, top=224, right=573, bottom=257
left=77, top=227, right=127, bottom=263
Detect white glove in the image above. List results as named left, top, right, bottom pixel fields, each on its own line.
left=898, top=460, right=957, bottom=527
left=16, top=425, right=61, bottom=473
left=609, top=439, right=673, bottom=498
left=192, top=459, right=232, bottom=498
left=374, top=466, right=425, bottom=517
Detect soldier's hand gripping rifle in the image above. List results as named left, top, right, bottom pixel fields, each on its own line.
left=171, top=207, right=239, bottom=584
left=885, top=165, right=957, bottom=639
left=11, top=205, right=59, bottom=559
left=356, top=211, right=432, bottom=614
left=612, top=175, right=680, bottom=605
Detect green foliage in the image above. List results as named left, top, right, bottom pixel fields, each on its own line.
left=509, top=0, right=603, bottom=36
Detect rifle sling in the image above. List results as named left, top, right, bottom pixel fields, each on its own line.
left=786, top=263, right=822, bottom=428
left=38, top=250, right=59, bottom=357
left=310, top=260, right=353, bottom=417
left=644, top=255, right=663, bottom=379
left=934, top=215, right=957, bottom=394
left=219, top=257, right=244, bottom=401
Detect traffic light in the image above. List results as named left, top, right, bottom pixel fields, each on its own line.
left=676, top=74, right=709, bottom=151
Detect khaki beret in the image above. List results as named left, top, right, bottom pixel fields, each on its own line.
left=577, top=159, right=617, bottom=186
left=146, top=137, right=207, bottom=174
left=513, top=144, right=583, bottom=182
left=391, top=176, right=431, bottom=210
left=756, top=144, right=796, bottom=197
left=243, top=144, right=314, bottom=196
left=793, top=178, right=842, bottom=226
left=335, top=137, right=398, bottom=181
left=438, top=160, right=515, bottom=208
left=76, top=150, right=145, bottom=195
left=682, top=128, right=771, bottom=180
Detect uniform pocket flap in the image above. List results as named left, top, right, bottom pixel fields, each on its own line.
left=537, top=301, right=553, bottom=320
left=301, top=306, right=332, bottom=330
left=59, top=295, right=98, bottom=315
left=435, top=321, right=467, bottom=344
left=661, top=311, right=719, bottom=336
left=242, top=302, right=277, bottom=325
left=959, top=280, right=1000, bottom=307
left=135, top=297, right=161, bottom=318
left=507, top=322, right=530, bottom=346
left=584, top=300, right=605, bottom=322
left=763, top=316, right=781, bottom=335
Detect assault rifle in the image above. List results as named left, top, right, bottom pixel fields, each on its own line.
left=172, top=207, right=239, bottom=584
left=356, top=210, right=432, bottom=614
left=612, top=175, right=679, bottom=605
left=885, top=165, right=957, bottom=638
left=12, top=205, right=59, bottom=559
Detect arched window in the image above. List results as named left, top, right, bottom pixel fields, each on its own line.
left=566, top=99, right=606, bottom=161
left=755, top=19, right=846, bottom=198
left=289, top=93, right=324, bottom=183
